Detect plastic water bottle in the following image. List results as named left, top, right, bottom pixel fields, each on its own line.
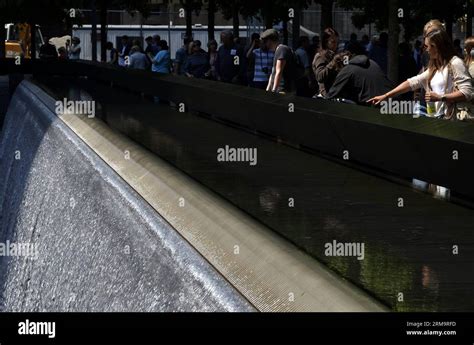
left=426, top=102, right=436, bottom=117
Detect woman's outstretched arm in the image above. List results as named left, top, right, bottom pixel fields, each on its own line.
left=367, top=80, right=412, bottom=105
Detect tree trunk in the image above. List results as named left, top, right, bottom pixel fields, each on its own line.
left=467, top=0, right=473, bottom=38
left=264, top=0, right=274, bottom=29
left=387, top=0, right=399, bottom=82
left=100, top=0, right=108, bottom=62
left=0, top=23, right=5, bottom=59
left=292, top=3, right=301, bottom=49
left=283, top=20, right=288, bottom=45
left=208, top=0, right=215, bottom=40
left=446, top=18, right=453, bottom=41
left=232, top=4, right=240, bottom=38
left=185, top=1, right=193, bottom=38
left=91, top=0, right=97, bottom=61
left=320, top=0, right=333, bottom=31
left=30, top=22, right=36, bottom=60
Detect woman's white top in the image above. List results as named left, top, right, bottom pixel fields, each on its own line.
left=408, top=56, right=473, bottom=117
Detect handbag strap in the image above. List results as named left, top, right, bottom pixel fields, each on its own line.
left=446, top=60, right=457, bottom=92
left=445, top=58, right=460, bottom=120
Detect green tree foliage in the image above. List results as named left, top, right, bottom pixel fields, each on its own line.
left=337, top=0, right=469, bottom=39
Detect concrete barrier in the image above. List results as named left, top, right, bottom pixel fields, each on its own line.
left=0, top=80, right=255, bottom=312
left=29, top=60, right=474, bottom=200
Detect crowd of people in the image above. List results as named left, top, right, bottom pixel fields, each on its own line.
left=39, top=36, right=81, bottom=61
left=39, top=19, right=474, bottom=120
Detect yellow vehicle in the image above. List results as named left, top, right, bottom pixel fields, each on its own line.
left=5, top=23, right=44, bottom=59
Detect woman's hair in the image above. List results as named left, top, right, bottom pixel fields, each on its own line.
left=423, top=19, right=445, bottom=37
left=329, top=51, right=352, bottom=73
left=158, top=40, right=169, bottom=50
left=425, top=29, right=457, bottom=84
left=321, top=27, right=339, bottom=51
left=207, top=39, right=218, bottom=49
left=465, top=37, right=474, bottom=65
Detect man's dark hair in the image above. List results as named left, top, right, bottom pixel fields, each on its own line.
left=399, top=42, right=411, bottom=55
left=122, top=35, right=129, bottom=40
left=346, top=41, right=365, bottom=56
left=298, top=36, right=310, bottom=47
left=222, top=30, right=234, bottom=41
left=379, top=32, right=388, bottom=46
left=183, top=35, right=192, bottom=45
left=145, top=36, right=153, bottom=42
left=251, top=33, right=260, bottom=41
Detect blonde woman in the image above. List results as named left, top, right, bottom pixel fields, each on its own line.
left=419, top=20, right=445, bottom=70
left=464, top=37, right=474, bottom=78
left=423, top=19, right=444, bottom=37
left=368, top=29, right=472, bottom=120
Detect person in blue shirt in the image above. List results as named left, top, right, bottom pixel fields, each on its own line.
left=215, top=30, right=245, bottom=84
left=368, top=32, right=388, bottom=75
left=152, top=40, right=171, bottom=74
left=174, top=36, right=193, bottom=75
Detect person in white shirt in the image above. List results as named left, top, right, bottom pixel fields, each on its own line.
left=369, top=29, right=472, bottom=120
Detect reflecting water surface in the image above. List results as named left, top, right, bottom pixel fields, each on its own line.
left=38, top=76, right=474, bottom=312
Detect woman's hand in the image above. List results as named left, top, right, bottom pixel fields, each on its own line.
left=367, top=94, right=388, bottom=105
left=425, top=91, right=441, bottom=102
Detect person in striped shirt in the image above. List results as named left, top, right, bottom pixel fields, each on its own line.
left=249, top=43, right=275, bottom=90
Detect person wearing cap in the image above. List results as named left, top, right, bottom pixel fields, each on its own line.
left=261, top=28, right=297, bottom=94
left=215, top=30, right=245, bottom=84
left=247, top=34, right=275, bottom=89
